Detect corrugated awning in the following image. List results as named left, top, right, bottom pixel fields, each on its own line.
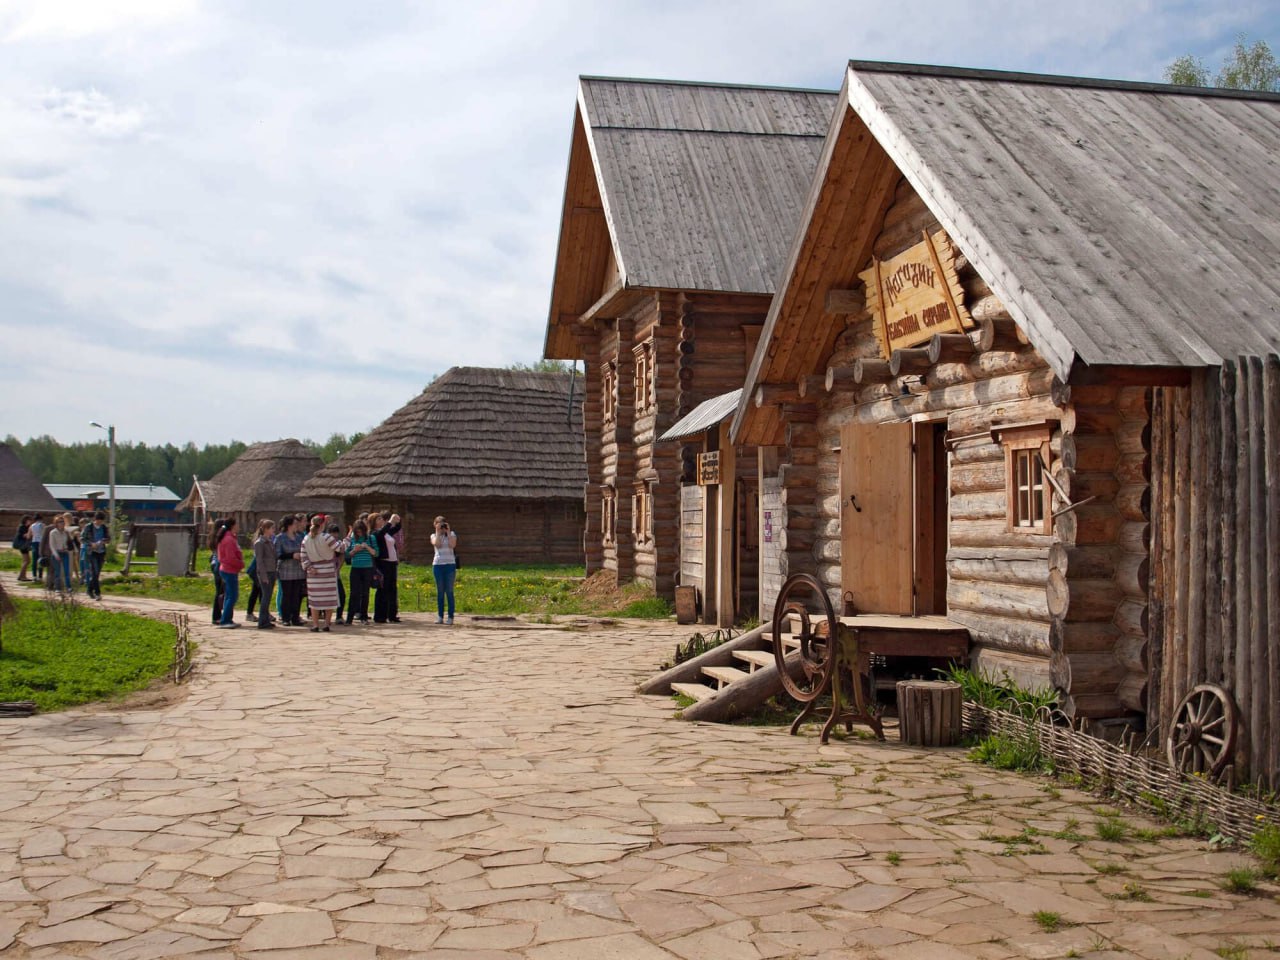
left=658, top=389, right=743, bottom=443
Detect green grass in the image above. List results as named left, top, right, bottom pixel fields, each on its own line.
left=0, top=598, right=174, bottom=710
left=8, top=550, right=674, bottom=620
left=1223, top=868, right=1260, bottom=895
left=1249, top=824, right=1280, bottom=879
left=1032, top=910, right=1064, bottom=933
left=1095, top=816, right=1129, bottom=843
left=968, top=729, right=1049, bottom=773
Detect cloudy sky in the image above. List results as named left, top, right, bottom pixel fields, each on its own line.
left=1, top=0, right=1276, bottom=446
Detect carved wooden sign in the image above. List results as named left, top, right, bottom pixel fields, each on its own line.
left=860, top=229, right=972, bottom=356
left=697, top=451, right=720, bottom=486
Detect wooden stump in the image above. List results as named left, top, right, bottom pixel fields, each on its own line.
left=896, top=680, right=963, bottom=746
left=674, top=586, right=698, bottom=625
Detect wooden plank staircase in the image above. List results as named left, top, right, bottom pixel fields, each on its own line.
left=670, top=621, right=802, bottom=703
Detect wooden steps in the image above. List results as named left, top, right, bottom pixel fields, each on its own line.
left=703, top=665, right=750, bottom=689
left=672, top=682, right=716, bottom=703
left=732, top=649, right=775, bottom=672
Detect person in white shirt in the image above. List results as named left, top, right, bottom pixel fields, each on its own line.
left=430, top=515, right=458, bottom=625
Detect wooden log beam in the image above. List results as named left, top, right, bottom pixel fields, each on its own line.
left=928, top=333, right=974, bottom=365
left=635, top=624, right=769, bottom=695
left=796, top=374, right=826, bottom=400
left=974, top=317, right=1024, bottom=352
left=890, top=347, right=933, bottom=377
left=854, top=358, right=893, bottom=383
left=755, top=383, right=800, bottom=407
left=825, top=365, right=859, bottom=392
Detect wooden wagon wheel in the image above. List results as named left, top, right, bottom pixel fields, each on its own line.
left=771, top=573, right=837, bottom=703
left=1166, top=684, right=1239, bottom=780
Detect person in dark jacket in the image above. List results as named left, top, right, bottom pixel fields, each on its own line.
left=371, top=512, right=402, bottom=623
left=252, top=519, right=278, bottom=629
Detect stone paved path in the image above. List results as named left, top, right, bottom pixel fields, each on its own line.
left=0, top=582, right=1276, bottom=959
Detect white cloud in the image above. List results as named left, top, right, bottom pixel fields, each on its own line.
left=0, top=0, right=1276, bottom=445
left=42, top=87, right=148, bottom=138
left=0, top=0, right=198, bottom=44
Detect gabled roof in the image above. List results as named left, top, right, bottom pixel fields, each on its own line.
left=736, top=61, right=1280, bottom=443
left=184, top=439, right=340, bottom=515
left=544, top=76, right=837, bottom=359
left=46, top=484, right=180, bottom=502
left=658, top=389, right=742, bottom=443
left=0, top=444, right=61, bottom=513
left=299, top=367, right=585, bottom=501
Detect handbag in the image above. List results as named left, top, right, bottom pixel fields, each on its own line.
left=372, top=567, right=384, bottom=589
left=453, top=550, right=461, bottom=571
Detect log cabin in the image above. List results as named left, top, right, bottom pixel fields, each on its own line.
left=0, top=442, right=62, bottom=540
left=299, top=367, right=584, bottom=565
left=542, top=76, right=836, bottom=599
left=733, top=62, right=1280, bottom=785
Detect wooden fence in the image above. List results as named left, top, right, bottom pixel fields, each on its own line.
left=1150, top=355, right=1280, bottom=790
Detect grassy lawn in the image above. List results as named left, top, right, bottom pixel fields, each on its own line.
left=2, top=549, right=674, bottom=619
left=0, top=598, right=176, bottom=711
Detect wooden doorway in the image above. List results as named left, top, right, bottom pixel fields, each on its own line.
left=839, top=421, right=948, bottom=615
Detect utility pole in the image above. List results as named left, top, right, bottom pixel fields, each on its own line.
left=90, top=421, right=117, bottom=532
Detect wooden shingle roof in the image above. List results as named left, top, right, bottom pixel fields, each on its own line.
left=544, top=77, right=837, bottom=359
left=846, top=61, right=1280, bottom=375
left=0, top=443, right=61, bottom=513
left=188, top=439, right=341, bottom=516
left=299, top=367, right=585, bottom=501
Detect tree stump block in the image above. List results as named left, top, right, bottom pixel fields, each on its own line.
left=896, top=680, right=963, bottom=746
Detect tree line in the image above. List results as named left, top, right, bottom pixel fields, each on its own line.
left=4, top=432, right=365, bottom=496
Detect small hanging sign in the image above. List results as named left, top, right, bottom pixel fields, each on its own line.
left=696, top=451, right=720, bottom=486
left=860, top=229, right=972, bottom=357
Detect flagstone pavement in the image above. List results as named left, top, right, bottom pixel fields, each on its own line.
left=0, top=585, right=1276, bottom=959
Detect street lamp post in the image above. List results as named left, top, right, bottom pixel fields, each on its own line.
left=89, top=421, right=117, bottom=531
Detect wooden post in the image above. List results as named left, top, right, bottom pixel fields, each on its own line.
left=717, top=422, right=736, bottom=628
left=896, top=680, right=963, bottom=746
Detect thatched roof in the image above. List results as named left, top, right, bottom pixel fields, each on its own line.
left=0, top=443, right=61, bottom=513
left=182, top=439, right=341, bottom=515
left=300, top=367, right=585, bottom=501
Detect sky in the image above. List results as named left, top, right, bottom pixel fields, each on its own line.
left=1, top=0, right=1276, bottom=447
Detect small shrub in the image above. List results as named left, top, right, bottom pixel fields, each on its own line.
left=1223, top=867, right=1259, bottom=894
left=1032, top=910, right=1063, bottom=933
left=1249, top=823, right=1280, bottom=878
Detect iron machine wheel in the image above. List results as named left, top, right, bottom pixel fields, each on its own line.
left=771, top=573, right=838, bottom=703
left=1166, top=683, right=1240, bottom=781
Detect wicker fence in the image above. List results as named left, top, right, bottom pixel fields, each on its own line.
left=965, top=703, right=1278, bottom=842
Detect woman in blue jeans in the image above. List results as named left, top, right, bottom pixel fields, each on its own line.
left=214, top=518, right=245, bottom=628
left=430, top=515, right=458, bottom=624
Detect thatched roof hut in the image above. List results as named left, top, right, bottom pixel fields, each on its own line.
left=180, top=439, right=341, bottom=535
left=0, top=443, right=62, bottom=535
left=301, top=367, right=585, bottom=564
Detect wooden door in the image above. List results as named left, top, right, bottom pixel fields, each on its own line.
left=840, top=421, right=914, bottom=614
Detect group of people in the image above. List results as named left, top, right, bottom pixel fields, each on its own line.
left=207, top=511, right=458, bottom=630
left=10, top=512, right=111, bottom=599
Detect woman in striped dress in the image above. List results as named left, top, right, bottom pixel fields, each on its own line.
left=299, top=515, right=343, bottom=632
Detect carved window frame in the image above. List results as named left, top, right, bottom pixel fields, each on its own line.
left=601, top=361, right=617, bottom=425
left=632, top=481, right=653, bottom=545
left=994, top=422, right=1054, bottom=535
left=633, top=339, right=655, bottom=416
left=601, top=485, right=616, bottom=545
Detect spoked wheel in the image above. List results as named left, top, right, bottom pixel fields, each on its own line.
left=1166, top=683, right=1239, bottom=781
left=771, top=573, right=837, bottom=703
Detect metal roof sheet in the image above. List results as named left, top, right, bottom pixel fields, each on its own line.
left=845, top=62, right=1280, bottom=373
left=45, top=483, right=180, bottom=501
left=658, top=389, right=742, bottom=442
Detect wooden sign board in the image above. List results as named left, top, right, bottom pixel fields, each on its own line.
left=860, top=229, right=972, bottom=357
left=697, top=451, right=720, bottom=486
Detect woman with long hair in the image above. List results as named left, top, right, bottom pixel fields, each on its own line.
left=214, top=517, right=244, bottom=628
left=275, top=516, right=305, bottom=627
left=251, top=518, right=278, bottom=630
left=344, top=518, right=377, bottom=624
left=300, top=515, right=343, bottom=632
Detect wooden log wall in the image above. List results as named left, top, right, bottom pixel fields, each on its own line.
left=1151, top=358, right=1280, bottom=789
left=632, top=294, right=680, bottom=593
left=780, top=175, right=1147, bottom=717
left=578, top=331, right=604, bottom=575
left=601, top=314, right=635, bottom=581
